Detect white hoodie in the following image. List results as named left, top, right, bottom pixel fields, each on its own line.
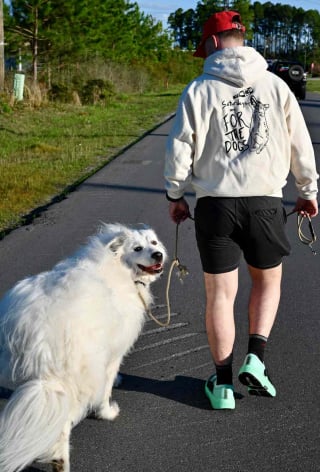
left=164, top=47, right=318, bottom=200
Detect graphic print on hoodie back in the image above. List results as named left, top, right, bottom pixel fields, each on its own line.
left=222, top=87, right=270, bottom=155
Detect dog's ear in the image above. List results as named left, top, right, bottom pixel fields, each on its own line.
left=108, top=234, right=126, bottom=254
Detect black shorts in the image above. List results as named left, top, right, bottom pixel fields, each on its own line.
left=195, top=196, right=291, bottom=274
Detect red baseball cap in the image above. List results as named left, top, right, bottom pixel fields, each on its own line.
left=194, top=11, right=245, bottom=58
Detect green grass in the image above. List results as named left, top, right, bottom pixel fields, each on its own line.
left=0, top=89, right=183, bottom=234
left=307, top=77, right=320, bottom=94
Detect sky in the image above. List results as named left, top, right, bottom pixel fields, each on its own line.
left=135, top=0, right=320, bottom=26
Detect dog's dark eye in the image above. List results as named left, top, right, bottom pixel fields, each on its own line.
left=151, top=240, right=158, bottom=245
left=134, top=246, right=143, bottom=252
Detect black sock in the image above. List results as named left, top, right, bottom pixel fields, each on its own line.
left=215, top=353, right=233, bottom=385
left=216, top=364, right=233, bottom=385
left=248, top=334, right=268, bottom=362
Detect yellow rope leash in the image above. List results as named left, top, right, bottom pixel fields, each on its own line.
left=138, top=224, right=189, bottom=327
left=297, top=213, right=317, bottom=255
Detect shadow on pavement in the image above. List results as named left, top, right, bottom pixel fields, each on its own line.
left=117, top=373, right=243, bottom=410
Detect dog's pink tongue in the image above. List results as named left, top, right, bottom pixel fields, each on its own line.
left=149, top=264, right=162, bottom=270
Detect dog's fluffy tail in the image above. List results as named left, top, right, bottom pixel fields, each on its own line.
left=0, top=379, right=69, bottom=472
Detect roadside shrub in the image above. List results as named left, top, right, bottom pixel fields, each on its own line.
left=80, top=79, right=115, bottom=104
left=48, top=83, right=74, bottom=102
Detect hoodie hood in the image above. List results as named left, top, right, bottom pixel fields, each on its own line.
left=203, top=46, right=268, bottom=87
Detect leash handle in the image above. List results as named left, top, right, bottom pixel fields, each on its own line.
left=297, top=214, right=317, bottom=255
left=286, top=210, right=317, bottom=255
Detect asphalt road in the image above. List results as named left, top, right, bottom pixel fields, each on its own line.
left=1, top=92, right=320, bottom=472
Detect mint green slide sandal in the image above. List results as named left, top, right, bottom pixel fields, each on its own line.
left=238, top=353, right=276, bottom=397
left=205, top=374, right=235, bottom=410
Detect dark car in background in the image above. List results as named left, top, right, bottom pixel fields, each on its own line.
left=267, top=59, right=307, bottom=100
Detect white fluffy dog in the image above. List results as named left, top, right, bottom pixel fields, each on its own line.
left=0, top=223, right=167, bottom=472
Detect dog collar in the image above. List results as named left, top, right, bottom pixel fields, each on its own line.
left=135, top=280, right=146, bottom=287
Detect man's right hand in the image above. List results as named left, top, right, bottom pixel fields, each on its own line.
left=169, top=199, right=191, bottom=224
left=293, top=197, right=318, bottom=217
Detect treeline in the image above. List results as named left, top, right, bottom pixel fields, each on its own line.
left=251, top=2, right=320, bottom=61
left=168, top=0, right=320, bottom=64
left=4, top=0, right=171, bottom=81
left=2, top=0, right=320, bottom=105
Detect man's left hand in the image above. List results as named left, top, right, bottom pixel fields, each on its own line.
left=169, top=198, right=191, bottom=224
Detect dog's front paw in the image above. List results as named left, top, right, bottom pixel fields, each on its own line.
left=97, top=400, right=120, bottom=421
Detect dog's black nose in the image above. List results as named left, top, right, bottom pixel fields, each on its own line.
left=152, top=251, right=163, bottom=263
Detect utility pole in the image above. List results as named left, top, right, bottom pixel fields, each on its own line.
left=0, top=0, right=4, bottom=91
